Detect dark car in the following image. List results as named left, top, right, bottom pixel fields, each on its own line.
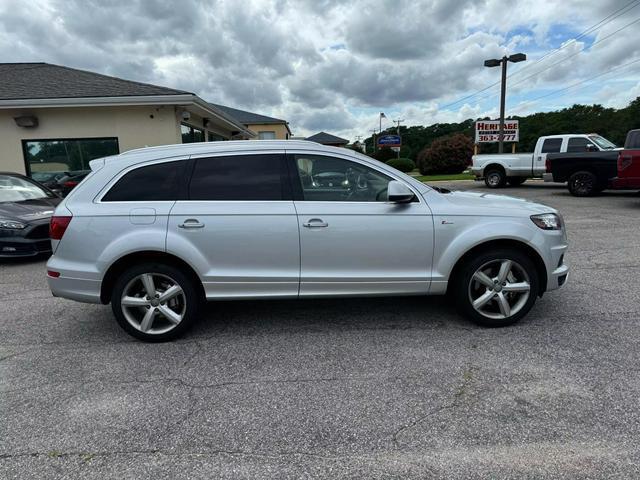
left=56, top=170, right=90, bottom=197
left=31, top=171, right=67, bottom=189
left=0, top=173, right=61, bottom=257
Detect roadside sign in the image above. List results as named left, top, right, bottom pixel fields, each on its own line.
left=390, top=147, right=401, bottom=152
left=475, top=120, right=519, bottom=143
left=377, top=134, right=401, bottom=148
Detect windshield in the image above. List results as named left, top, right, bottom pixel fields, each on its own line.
left=588, top=135, right=617, bottom=150
left=0, top=175, right=54, bottom=203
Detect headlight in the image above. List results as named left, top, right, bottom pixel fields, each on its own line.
left=530, top=213, right=562, bottom=230
left=0, top=219, right=27, bottom=229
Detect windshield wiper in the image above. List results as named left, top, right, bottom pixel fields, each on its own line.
left=430, top=185, right=451, bottom=194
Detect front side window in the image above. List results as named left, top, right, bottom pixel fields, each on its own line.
left=541, top=138, right=562, bottom=153
left=189, top=154, right=286, bottom=201
left=181, top=124, right=205, bottom=143
left=23, top=138, right=119, bottom=176
left=567, top=137, right=592, bottom=153
left=293, top=154, right=392, bottom=202
left=258, top=131, right=276, bottom=140
left=102, top=161, right=183, bottom=202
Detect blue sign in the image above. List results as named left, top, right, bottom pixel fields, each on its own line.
left=377, top=135, right=401, bottom=147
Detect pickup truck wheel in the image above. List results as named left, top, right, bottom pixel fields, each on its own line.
left=568, top=171, right=598, bottom=197
left=112, top=263, right=200, bottom=342
left=507, top=177, right=526, bottom=186
left=454, top=249, right=539, bottom=328
left=484, top=169, right=506, bottom=188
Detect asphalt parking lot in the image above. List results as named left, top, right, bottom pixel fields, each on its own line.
left=2, top=180, right=640, bottom=479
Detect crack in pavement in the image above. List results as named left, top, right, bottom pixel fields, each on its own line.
left=392, top=366, right=479, bottom=449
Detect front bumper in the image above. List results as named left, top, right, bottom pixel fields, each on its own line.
left=0, top=238, right=52, bottom=257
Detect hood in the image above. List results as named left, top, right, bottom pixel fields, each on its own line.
left=429, top=189, right=556, bottom=216
left=0, top=197, right=61, bottom=223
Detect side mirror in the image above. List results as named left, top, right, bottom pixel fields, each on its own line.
left=387, top=180, right=415, bottom=203
left=586, top=144, right=598, bottom=152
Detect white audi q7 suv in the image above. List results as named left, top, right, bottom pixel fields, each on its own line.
left=46, top=140, right=568, bottom=341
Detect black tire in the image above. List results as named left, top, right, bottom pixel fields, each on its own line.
left=507, top=177, right=526, bottom=186
left=453, top=248, right=539, bottom=328
left=567, top=171, right=598, bottom=197
left=484, top=169, right=506, bottom=188
left=111, top=262, right=200, bottom=342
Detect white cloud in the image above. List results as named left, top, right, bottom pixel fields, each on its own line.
left=0, top=0, right=638, bottom=142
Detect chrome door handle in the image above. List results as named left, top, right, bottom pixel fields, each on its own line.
left=178, top=219, right=205, bottom=229
left=303, top=218, right=328, bottom=228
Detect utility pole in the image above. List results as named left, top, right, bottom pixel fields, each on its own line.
left=355, top=135, right=363, bottom=153
left=484, top=52, right=526, bottom=153
left=393, top=119, right=404, bottom=159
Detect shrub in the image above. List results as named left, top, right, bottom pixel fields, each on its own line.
left=368, top=148, right=397, bottom=162
left=385, top=157, right=415, bottom=173
left=416, top=133, right=473, bottom=175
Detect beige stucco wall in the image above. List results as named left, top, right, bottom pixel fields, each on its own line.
left=0, top=105, right=185, bottom=174
left=247, top=123, right=290, bottom=140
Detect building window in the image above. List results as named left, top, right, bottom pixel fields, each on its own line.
left=181, top=123, right=205, bottom=143
left=258, top=131, right=276, bottom=140
left=22, top=138, right=119, bottom=176
left=208, top=132, right=225, bottom=142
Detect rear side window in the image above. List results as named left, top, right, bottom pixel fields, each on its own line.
left=102, top=161, right=183, bottom=202
left=541, top=138, right=563, bottom=153
left=567, top=137, right=591, bottom=153
left=189, top=154, right=287, bottom=201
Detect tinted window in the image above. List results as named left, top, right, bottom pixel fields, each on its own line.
left=23, top=138, right=119, bottom=175
left=103, top=161, right=182, bottom=202
left=189, top=154, right=285, bottom=201
left=567, top=137, right=592, bottom=153
left=293, top=154, right=392, bottom=202
left=541, top=138, right=563, bottom=153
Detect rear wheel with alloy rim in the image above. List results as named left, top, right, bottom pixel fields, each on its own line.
left=112, top=263, right=199, bottom=341
left=484, top=169, right=506, bottom=188
left=568, top=171, right=598, bottom=197
left=454, top=249, right=539, bottom=327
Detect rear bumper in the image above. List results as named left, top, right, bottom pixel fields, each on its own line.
left=610, top=177, right=640, bottom=189
left=47, top=274, right=102, bottom=303
left=46, top=254, right=102, bottom=303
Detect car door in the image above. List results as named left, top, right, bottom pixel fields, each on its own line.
left=166, top=152, right=300, bottom=299
left=288, top=151, right=434, bottom=297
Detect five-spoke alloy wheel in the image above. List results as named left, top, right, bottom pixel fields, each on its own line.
left=112, top=263, right=199, bottom=342
left=455, top=248, right=539, bottom=327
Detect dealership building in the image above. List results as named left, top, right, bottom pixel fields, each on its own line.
left=0, top=63, right=291, bottom=176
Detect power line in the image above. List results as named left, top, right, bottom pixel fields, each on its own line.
left=500, top=15, right=640, bottom=93
left=509, top=0, right=640, bottom=78
left=438, top=0, right=640, bottom=109
left=522, top=56, right=640, bottom=105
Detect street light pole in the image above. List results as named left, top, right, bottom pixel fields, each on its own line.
left=484, top=52, right=526, bottom=154
left=499, top=56, right=508, bottom=153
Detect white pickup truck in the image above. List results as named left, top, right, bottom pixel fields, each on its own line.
left=471, top=133, right=618, bottom=188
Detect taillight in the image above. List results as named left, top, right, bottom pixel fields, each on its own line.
left=618, top=155, right=632, bottom=171
left=63, top=181, right=78, bottom=188
left=545, top=158, right=551, bottom=172
left=50, top=216, right=72, bottom=240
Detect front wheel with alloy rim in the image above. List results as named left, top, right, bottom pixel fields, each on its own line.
left=112, top=263, right=200, bottom=342
left=454, top=249, right=539, bottom=327
left=484, top=169, right=506, bottom=188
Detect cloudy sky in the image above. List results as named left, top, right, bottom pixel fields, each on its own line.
left=1, top=0, right=639, bottom=141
